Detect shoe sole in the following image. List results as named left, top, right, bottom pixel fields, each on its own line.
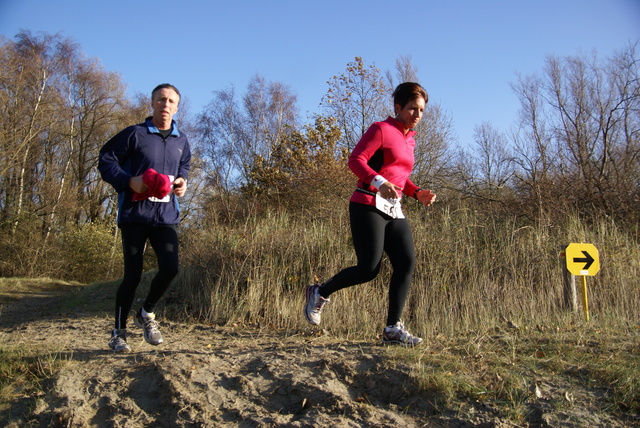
left=382, top=338, right=423, bottom=347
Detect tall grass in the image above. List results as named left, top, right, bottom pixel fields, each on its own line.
left=175, top=204, right=640, bottom=338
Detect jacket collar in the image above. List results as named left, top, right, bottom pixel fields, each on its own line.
left=145, top=117, right=180, bottom=137
left=385, top=116, right=416, bottom=138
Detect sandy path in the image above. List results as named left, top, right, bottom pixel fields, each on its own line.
left=1, top=284, right=631, bottom=427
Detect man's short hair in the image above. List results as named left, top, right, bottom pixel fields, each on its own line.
left=152, top=83, right=181, bottom=102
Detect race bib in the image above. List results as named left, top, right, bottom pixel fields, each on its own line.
left=375, top=194, right=405, bottom=219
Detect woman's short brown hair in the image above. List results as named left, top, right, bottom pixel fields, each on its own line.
left=393, top=82, right=428, bottom=108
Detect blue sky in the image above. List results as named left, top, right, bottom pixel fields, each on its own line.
left=1, top=0, right=639, bottom=147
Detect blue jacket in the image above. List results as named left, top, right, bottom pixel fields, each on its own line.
left=99, top=117, right=191, bottom=226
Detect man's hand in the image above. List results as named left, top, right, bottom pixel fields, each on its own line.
left=173, top=177, right=187, bottom=197
left=129, top=175, right=148, bottom=194
left=417, top=189, right=436, bottom=207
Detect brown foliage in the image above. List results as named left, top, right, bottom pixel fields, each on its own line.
left=243, top=116, right=353, bottom=216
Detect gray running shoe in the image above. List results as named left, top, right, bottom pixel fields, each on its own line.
left=109, top=329, right=131, bottom=353
left=134, top=309, right=163, bottom=346
left=304, top=283, right=330, bottom=325
left=382, top=321, right=423, bottom=346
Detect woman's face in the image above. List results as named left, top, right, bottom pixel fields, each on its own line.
left=395, top=96, right=426, bottom=132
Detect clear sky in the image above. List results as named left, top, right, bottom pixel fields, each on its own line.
left=1, top=0, right=639, bottom=147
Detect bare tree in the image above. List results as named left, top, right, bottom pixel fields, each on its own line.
left=197, top=85, right=247, bottom=193
left=449, top=122, right=515, bottom=204
left=244, top=75, right=298, bottom=161
left=197, top=76, right=299, bottom=196
left=474, top=122, right=515, bottom=197
left=511, top=44, right=640, bottom=219
left=386, top=54, right=419, bottom=88
left=0, top=32, right=70, bottom=234
left=511, top=72, right=557, bottom=214
left=62, top=58, right=129, bottom=222
left=0, top=31, right=143, bottom=278
left=322, top=57, right=389, bottom=150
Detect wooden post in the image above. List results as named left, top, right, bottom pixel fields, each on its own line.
left=560, top=246, right=578, bottom=312
left=580, top=275, right=590, bottom=321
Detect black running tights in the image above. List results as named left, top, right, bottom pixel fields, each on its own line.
left=114, top=223, right=179, bottom=330
left=319, top=202, right=416, bottom=326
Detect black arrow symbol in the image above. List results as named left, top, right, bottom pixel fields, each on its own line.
left=573, top=251, right=594, bottom=270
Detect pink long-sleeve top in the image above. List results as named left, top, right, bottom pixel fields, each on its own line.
left=349, top=116, right=420, bottom=206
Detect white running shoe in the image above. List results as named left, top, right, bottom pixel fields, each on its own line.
left=304, top=284, right=330, bottom=325
left=109, top=329, right=131, bottom=353
left=382, top=321, right=423, bottom=346
left=134, top=309, right=163, bottom=346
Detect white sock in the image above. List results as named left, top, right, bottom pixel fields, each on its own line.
left=141, top=308, right=154, bottom=319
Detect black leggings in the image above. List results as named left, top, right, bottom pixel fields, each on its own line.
left=320, top=202, right=415, bottom=326
left=114, top=223, right=179, bottom=330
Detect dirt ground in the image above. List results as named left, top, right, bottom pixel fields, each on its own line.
left=0, top=282, right=635, bottom=427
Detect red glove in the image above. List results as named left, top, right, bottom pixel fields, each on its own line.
left=132, top=169, right=172, bottom=201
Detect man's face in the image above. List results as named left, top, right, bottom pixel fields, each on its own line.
left=152, top=88, right=180, bottom=125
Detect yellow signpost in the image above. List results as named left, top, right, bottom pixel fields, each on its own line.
left=565, top=243, right=600, bottom=321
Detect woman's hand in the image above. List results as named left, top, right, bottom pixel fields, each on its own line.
left=417, top=189, right=436, bottom=206
left=379, top=181, right=402, bottom=200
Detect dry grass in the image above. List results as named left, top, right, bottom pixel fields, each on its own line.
left=387, top=321, right=640, bottom=422
left=0, top=345, right=70, bottom=415
left=177, top=206, right=640, bottom=337
left=171, top=205, right=640, bottom=420
left=0, top=278, right=82, bottom=305
left=1, top=204, right=638, bottom=424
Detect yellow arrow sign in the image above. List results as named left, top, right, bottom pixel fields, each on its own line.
left=565, top=243, right=600, bottom=276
